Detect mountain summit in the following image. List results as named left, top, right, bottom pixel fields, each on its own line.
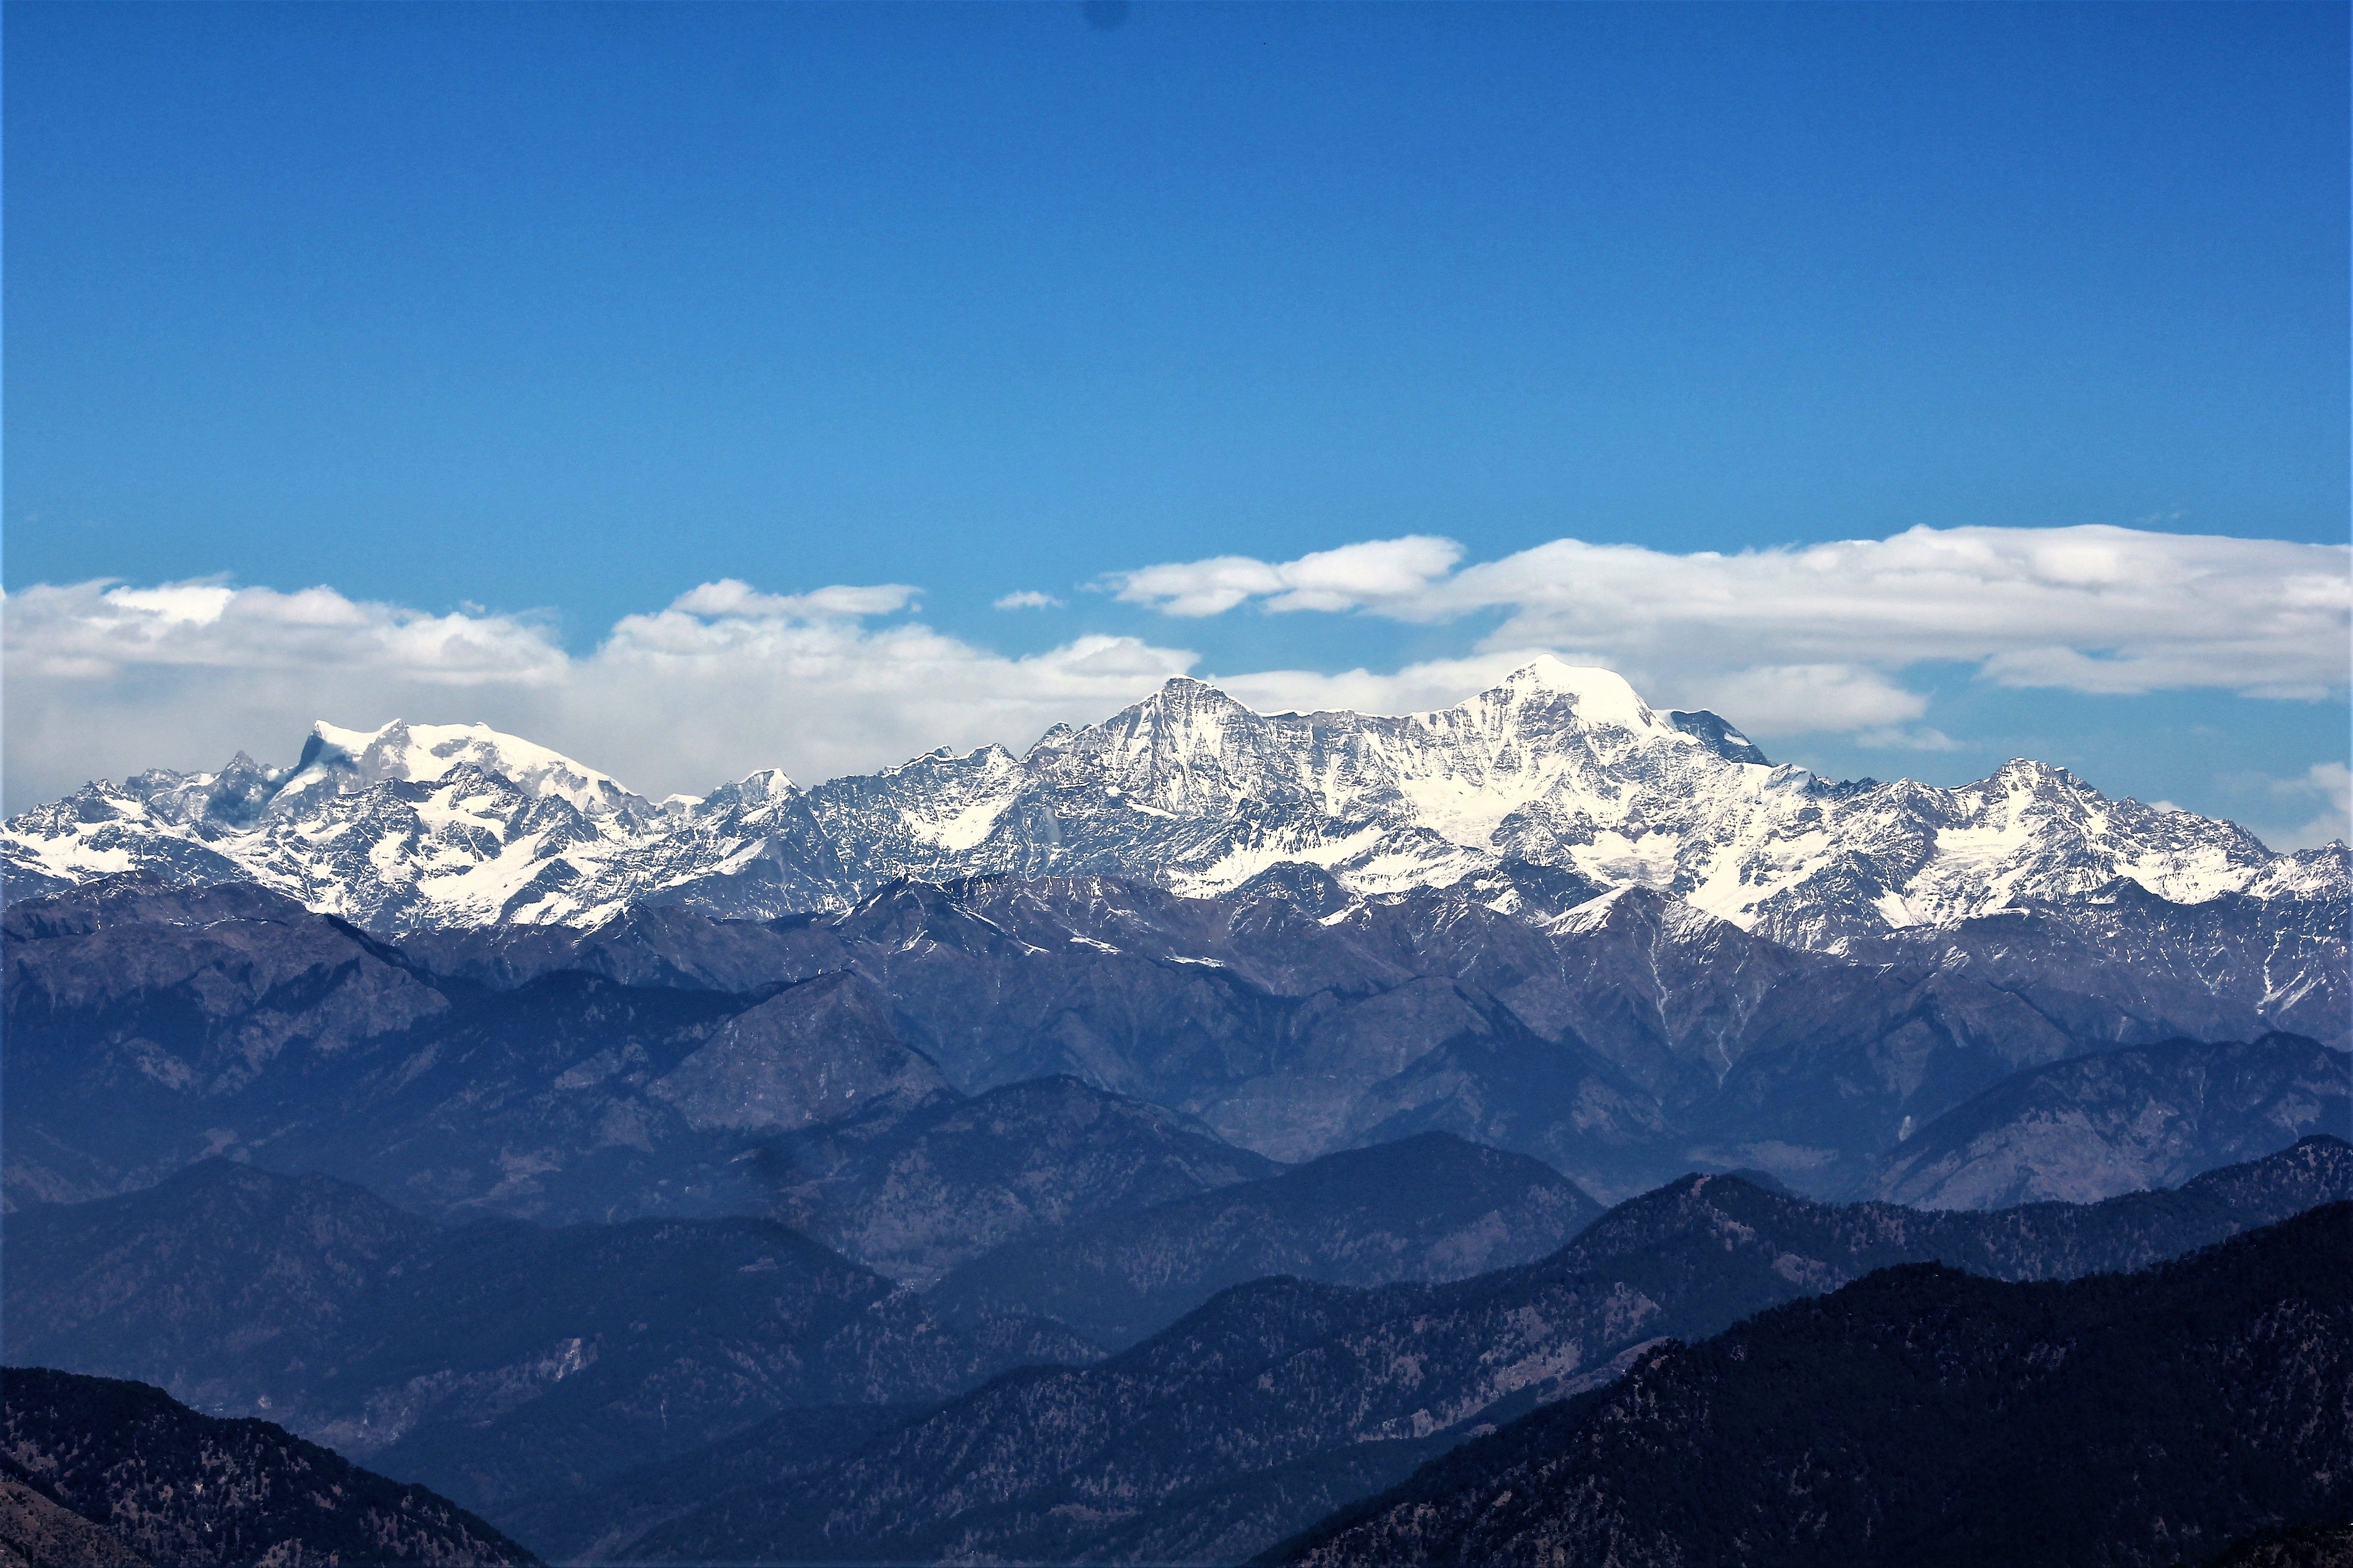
left=4, top=662, right=2341, bottom=939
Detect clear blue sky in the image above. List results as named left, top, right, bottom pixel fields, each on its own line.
left=5, top=2, right=2348, bottom=834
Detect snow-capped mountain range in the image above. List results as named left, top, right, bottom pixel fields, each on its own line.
left=5, top=658, right=2343, bottom=942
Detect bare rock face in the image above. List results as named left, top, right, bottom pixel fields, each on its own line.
left=1872, top=1034, right=2352, bottom=1208
left=0, top=1367, right=536, bottom=1568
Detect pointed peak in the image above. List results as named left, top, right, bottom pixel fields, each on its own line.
left=1151, top=673, right=1238, bottom=699
left=1027, top=722, right=1078, bottom=756
left=708, top=768, right=798, bottom=807
left=1135, top=674, right=1253, bottom=716
left=1984, top=757, right=2083, bottom=792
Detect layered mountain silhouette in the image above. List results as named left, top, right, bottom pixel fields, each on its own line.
left=5, top=663, right=2346, bottom=1568
left=580, top=1138, right=2352, bottom=1564
left=1272, top=1203, right=2352, bottom=1568
left=2, top=1161, right=1094, bottom=1514
left=3, top=1135, right=1592, bottom=1516
left=12, top=1125, right=2342, bottom=1562
left=929, top=1134, right=1604, bottom=1347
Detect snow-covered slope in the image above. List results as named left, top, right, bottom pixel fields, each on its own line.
left=4, top=660, right=2342, bottom=942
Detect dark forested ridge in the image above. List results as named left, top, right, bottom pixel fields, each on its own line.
left=2184, top=1521, right=2353, bottom=1568
left=0, top=1368, right=534, bottom=1568
left=11, top=1117, right=2343, bottom=1565
left=1272, top=1204, right=2353, bottom=1568
left=603, top=1137, right=2351, bottom=1567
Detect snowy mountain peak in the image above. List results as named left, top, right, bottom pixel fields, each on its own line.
left=280, top=719, right=642, bottom=817
left=1132, top=674, right=1254, bottom=722
left=1490, top=657, right=1659, bottom=732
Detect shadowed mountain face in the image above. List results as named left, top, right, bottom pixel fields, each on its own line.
left=0, top=1162, right=1096, bottom=1515
left=1873, top=1034, right=2353, bottom=1207
left=0, top=1367, right=535, bottom=1568
left=929, top=1134, right=1605, bottom=1347
left=0, top=1135, right=1602, bottom=1513
left=8, top=876, right=2339, bottom=1226
left=605, top=1138, right=2351, bottom=1568
left=1274, top=1204, right=2353, bottom=1568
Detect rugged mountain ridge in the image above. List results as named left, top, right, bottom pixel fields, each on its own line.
left=11, top=876, right=2338, bottom=1220
left=10, top=662, right=2341, bottom=952
left=1272, top=1204, right=2353, bottom=1568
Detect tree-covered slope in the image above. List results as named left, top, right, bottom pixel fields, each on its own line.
left=0, top=1368, right=535, bottom=1568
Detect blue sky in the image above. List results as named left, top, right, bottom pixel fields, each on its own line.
left=5, top=2, right=2348, bottom=842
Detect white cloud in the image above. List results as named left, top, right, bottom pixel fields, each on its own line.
left=1109, top=524, right=2352, bottom=733
left=2, top=577, right=1195, bottom=808
left=1108, top=535, right=1462, bottom=617
left=1205, top=651, right=1555, bottom=717
left=2263, top=760, right=2353, bottom=852
left=9, top=523, right=2346, bottom=816
left=1679, top=663, right=1929, bottom=736
left=1852, top=726, right=1963, bottom=753
left=992, top=590, right=1063, bottom=610
left=670, top=579, right=920, bottom=619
